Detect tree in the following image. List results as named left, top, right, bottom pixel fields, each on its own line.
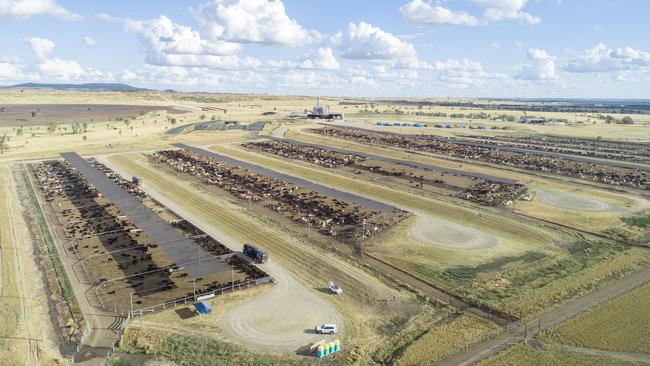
left=82, top=122, right=88, bottom=133
left=621, top=116, right=634, bottom=125
left=16, top=126, right=23, bottom=136
left=170, top=118, right=177, bottom=125
left=47, top=123, right=57, bottom=134
left=71, top=122, right=82, bottom=134
left=200, top=114, right=206, bottom=120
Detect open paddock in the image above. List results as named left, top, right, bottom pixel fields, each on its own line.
left=0, top=104, right=187, bottom=127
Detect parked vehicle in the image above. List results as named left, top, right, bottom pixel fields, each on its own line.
left=315, top=324, right=337, bottom=335
left=328, top=281, right=342, bottom=294
left=243, top=243, right=268, bottom=263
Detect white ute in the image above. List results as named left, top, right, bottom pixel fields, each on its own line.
left=328, top=281, right=343, bottom=295
left=315, top=324, right=337, bottom=334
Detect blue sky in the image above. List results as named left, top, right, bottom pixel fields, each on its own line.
left=1, top=0, right=649, bottom=98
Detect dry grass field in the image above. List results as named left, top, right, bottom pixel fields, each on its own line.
left=478, top=343, right=647, bottom=366
left=542, top=283, right=650, bottom=353
left=393, top=314, right=497, bottom=366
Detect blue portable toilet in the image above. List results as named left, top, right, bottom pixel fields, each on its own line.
left=194, top=301, right=212, bottom=314
left=479, top=124, right=489, bottom=130
left=444, top=124, right=452, bottom=128
left=414, top=122, right=424, bottom=128
left=393, top=122, right=401, bottom=126
left=460, top=124, right=468, bottom=129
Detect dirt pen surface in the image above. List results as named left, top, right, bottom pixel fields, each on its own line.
left=0, top=104, right=187, bottom=126
left=535, top=188, right=615, bottom=212
left=410, top=215, right=498, bottom=250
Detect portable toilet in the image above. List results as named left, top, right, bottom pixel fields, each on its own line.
left=444, top=124, right=452, bottom=128
left=329, top=341, right=336, bottom=353
left=193, top=301, right=212, bottom=314
left=479, top=124, right=489, bottom=130
left=460, top=124, right=468, bottom=129
left=402, top=122, right=411, bottom=127
left=323, top=342, right=331, bottom=356
left=393, top=122, right=401, bottom=127
left=334, top=339, right=341, bottom=352
left=414, top=122, right=425, bottom=128
left=316, top=345, right=325, bottom=358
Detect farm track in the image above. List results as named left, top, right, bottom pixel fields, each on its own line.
left=547, top=343, right=650, bottom=364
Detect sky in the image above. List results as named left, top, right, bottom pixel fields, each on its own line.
left=1, top=0, right=649, bottom=98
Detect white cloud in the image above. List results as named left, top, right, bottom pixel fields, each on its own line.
left=37, top=58, right=86, bottom=80
left=473, top=0, right=540, bottom=24
left=21, top=36, right=113, bottom=82
left=25, top=37, right=55, bottom=59
left=120, top=69, right=138, bottom=82
left=82, top=36, right=97, bottom=47
left=400, top=0, right=539, bottom=26
left=339, top=22, right=417, bottom=62
left=565, top=43, right=650, bottom=73
left=400, top=0, right=479, bottom=26
left=515, top=48, right=557, bottom=80
left=126, top=15, right=263, bottom=69
left=0, top=61, right=24, bottom=79
left=127, top=15, right=241, bottom=57
left=0, top=0, right=80, bottom=20
left=300, top=47, right=339, bottom=70
left=432, top=59, right=497, bottom=88
left=192, top=0, right=317, bottom=47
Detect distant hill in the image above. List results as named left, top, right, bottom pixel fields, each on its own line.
left=4, top=82, right=152, bottom=92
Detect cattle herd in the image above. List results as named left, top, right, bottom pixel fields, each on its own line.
left=31, top=158, right=268, bottom=314
left=309, top=127, right=650, bottom=191
left=151, top=149, right=408, bottom=245
left=462, top=134, right=650, bottom=165
left=242, top=140, right=525, bottom=206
